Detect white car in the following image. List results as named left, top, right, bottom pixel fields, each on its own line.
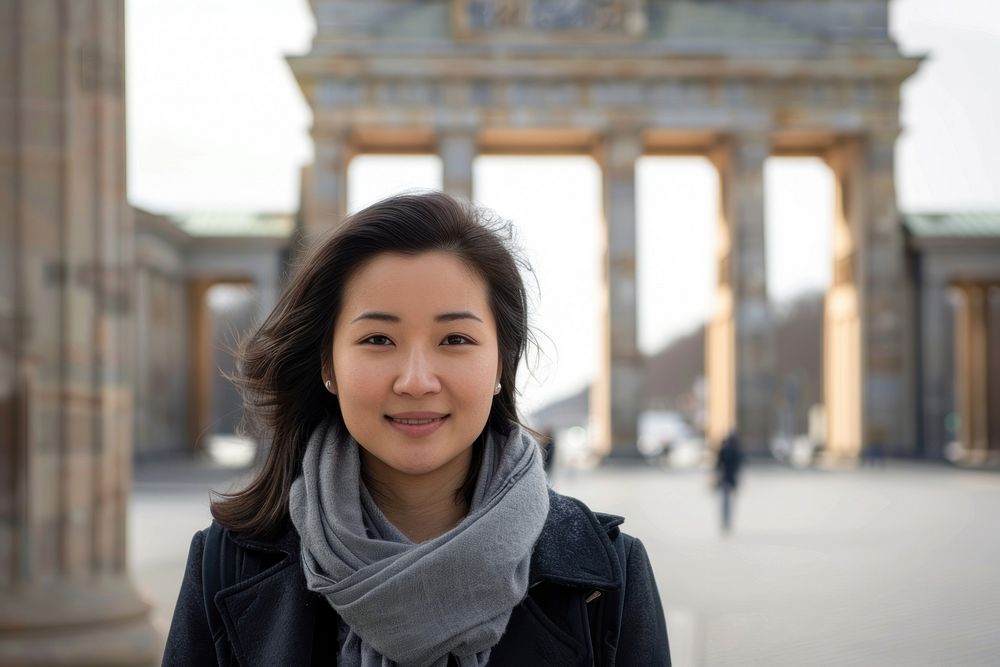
left=638, top=410, right=694, bottom=457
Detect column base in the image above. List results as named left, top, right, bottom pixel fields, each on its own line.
left=601, top=445, right=651, bottom=466
left=815, top=449, right=861, bottom=470
left=0, top=576, right=162, bottom=667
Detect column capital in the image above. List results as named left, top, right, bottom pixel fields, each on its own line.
left=599, top=130, right=643, bottom=173
left=436, top=125, right=479, bottom=138
left=728, top=131, right=772, bottom=165
left=865, top=124, right=902, bottom=144
left=310, top=124, right=353, bottom=144
left=312, top=128, right=354, bottom=149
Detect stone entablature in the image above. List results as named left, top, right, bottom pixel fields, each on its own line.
left=302, top=74, right=904, bottom=137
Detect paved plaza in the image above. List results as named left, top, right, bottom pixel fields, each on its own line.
left=130, top=459, right=1000, bottom=666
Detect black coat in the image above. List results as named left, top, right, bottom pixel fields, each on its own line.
left=163, top=489, right=670, bottom=666
left=716, top=435, right=743, bottom=489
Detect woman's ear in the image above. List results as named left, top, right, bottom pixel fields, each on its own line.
left=322, top=360, right=337, bottom=395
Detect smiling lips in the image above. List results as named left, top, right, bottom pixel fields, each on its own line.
left=385, top=412, right=449, bottom=436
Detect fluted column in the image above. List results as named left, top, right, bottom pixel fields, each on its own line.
left=918, top=276, right=954, bottom=459
left=0, top=1, right=160, bottom=664
left=592, top=129, right=644, bottom=458
left=954, top=283, right=990, bottom=459
left=303, top=129, right=352, bottom=240
left=823, top=138, right=863, bottom=458
left=858, top=130, right=914, bottom=455
left=438, top=129, right=476, bottom=201
left=708, top=134, right=774, bottom=453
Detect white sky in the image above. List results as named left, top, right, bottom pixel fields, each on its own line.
left=126, top=0, right=1000, bottom=414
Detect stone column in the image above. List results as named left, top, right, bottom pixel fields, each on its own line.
left=858, top=130, right=915, bottom=455
left=918, top=273, right=954, bottom=459
left=823, top=139, right=863, bottom=458
left=0, top=1, right=160, bottom=664
left=954, top=283, right=990, bottom=459
left=303, top=129, right=352, bottom=241
left=707, top=134, right=775, bottom=453
left=438, top=129, right=476, bottom=201
left=592, top=129, right=643, bottom=458
left=187, top=279, right=214, bottom=452
left=989, top=287, right=1000, bottom=454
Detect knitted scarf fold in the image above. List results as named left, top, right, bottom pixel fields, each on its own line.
left=288, top=420, right=549, bottom=667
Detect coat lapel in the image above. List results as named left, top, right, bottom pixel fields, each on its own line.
left=529, top=489, right=623, bottom=590
left=215, top=530, right=321, bottom=667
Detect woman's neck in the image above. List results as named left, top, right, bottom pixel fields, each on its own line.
left=361, top=450, right=471, bottom=543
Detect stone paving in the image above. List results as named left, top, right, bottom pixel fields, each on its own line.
left=130, top=458, right=1000, bottom=666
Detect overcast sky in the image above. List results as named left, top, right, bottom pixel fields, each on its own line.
left=126, top=0, right=1000, bottom=414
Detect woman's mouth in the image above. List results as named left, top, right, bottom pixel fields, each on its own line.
left=385, top=414, right=449, bottom=436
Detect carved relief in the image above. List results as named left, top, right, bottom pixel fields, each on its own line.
left=459, top=0, right=645, bottom=36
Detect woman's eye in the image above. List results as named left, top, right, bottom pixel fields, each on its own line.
left=442, top=334, right=473, bottom=346
left=361, top=335, right=392, bottom=346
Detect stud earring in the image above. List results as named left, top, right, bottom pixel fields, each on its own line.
left=324, top=379, right=333, bottom=392
left=493, top=382, right=501, bottom=395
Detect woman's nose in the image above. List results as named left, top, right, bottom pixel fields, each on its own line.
left=393, top=348, right=441, bottom=396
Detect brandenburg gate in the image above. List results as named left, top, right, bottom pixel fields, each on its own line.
left=289, top=0, right=921, bottom=457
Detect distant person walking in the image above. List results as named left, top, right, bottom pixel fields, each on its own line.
left=716, top=431, right=744, bottom=534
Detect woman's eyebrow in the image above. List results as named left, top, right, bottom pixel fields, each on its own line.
left=350, top=310, right=484, bottom=324
left=435, top=311, right=483, bottom=323
left=351, top=311, right=399, bottom=324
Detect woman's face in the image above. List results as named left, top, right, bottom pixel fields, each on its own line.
left=329, top=251, right=501, bottom=482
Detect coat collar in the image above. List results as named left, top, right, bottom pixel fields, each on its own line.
left=529, top=489, right=623, bottom=590
left=217, top=488, right=623, bottom=665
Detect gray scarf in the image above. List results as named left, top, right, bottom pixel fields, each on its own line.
left=288, top=419, right=549, bottom=667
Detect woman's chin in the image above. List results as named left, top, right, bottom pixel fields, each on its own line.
left=363, top=447, right=472, bottom=482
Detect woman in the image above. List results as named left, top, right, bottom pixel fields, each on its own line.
left=163, top=192, right=670, bottom=666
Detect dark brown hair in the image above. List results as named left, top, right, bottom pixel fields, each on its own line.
left=211, top=191, right=536, bottom=538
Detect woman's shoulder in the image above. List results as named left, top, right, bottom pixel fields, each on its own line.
left=197, top=517, right=301, bottom=556
left=530, top=488, right=631, bottom=589
left=519, top=490, right=670, bottom=664
left=543, top=487, right=625, bottom=536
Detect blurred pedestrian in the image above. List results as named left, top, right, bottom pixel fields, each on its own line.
left=716, top=430, right=744, bottom=534
left=861, top=442, right=887, bottom=468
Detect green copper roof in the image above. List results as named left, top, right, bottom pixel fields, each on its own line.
left=904, top=212, right=1000, bottom=239
left=168, top=212, right=294, bottom=238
